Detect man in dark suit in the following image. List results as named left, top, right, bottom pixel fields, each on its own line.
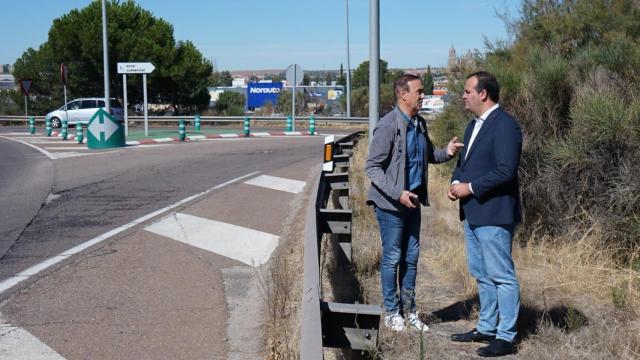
left=448, top=71, right=523, bottom=357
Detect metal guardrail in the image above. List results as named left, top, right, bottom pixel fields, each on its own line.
left=301, top=131, right=383, bottom=359
left=0, top=115, right=368, bottom=124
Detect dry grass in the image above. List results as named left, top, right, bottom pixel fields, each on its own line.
left=261, top=169, right=320, bottom=360
left=348, top=141, right=640, bottom=359
left=350, top=136, right=383, bottom=292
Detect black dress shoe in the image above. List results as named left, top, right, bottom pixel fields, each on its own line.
left=477, top=339, right=517, bottom=357
left=450, top=328, right=496, bottom=343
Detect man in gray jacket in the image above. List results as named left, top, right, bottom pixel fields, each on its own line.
left=366, top=73, right=463, bottom=332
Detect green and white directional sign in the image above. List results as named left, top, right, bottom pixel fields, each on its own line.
left=86, top=108, right=125, bottom=149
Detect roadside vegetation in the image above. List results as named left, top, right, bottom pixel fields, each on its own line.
left=8, top=1, right=212, bottom=116
left=348, top=0, right=640, bottom=358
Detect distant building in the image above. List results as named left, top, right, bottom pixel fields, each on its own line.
left=1, top=64, right=14, bottom=74
left=420, top=95, right=446, bottom=114
left=447, top=46, right=477, bottom=73
left=231, top=78, right=246, bottom=87
left=448, top=46, right=458, bottom=72
left=0, top=74, right=16, bottom=91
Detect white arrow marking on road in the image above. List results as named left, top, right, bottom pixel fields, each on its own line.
left=88, top=116, right=119, bottom=141
left=0, top=315, right=66, bottom=359
left=145, top=212, right=279, bottom=267
left=243, top=175, right=306, bottom=194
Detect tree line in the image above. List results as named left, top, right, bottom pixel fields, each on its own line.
left=7, top=0, right=211, bottom=116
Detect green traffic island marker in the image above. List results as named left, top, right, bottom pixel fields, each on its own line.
left=28, top=117, right=36, bottom=134
left=179, top=119, right=186, bottom=141
left=86, top=108, right=125, bottom=149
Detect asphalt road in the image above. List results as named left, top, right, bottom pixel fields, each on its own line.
left=0, top=131, right=324, bottom=283
left=0, top=128, right=332, bottom=358
left=0, top=136, right=53, bottom=258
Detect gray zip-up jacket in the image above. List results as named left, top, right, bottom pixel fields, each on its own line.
left=366, top=107, right=451, bottom=212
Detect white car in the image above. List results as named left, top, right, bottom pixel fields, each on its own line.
left=46, top=98, right=124, bottom=128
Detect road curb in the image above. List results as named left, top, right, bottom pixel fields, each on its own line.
left=43, top=130, right=315, bottom=146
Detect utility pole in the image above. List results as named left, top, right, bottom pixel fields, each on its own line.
left=101, top=0, right=111, bottom=113
left=368, top=0, right=379, bottom=141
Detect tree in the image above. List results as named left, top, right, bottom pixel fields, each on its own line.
left=302, top=73, right=310, bottom=86
left=210, top=70, right=233, bottom=86
left=214, top=91, right=245, bottom=115
left=338, top=63, right=346, bottom=86
left=12, top=1, right=212, bottom=115
left=276, top=90, right=306, bottom=116
left=351, top=59, right=389, bottom=88
left=423, top=65, right=434, bottom=95
left=349, top=84, right=395, bottom=117
left=325, top=72, right=334, bottom=85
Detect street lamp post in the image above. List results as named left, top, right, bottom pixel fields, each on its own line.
left=101, top=0, right=111, bottom=113
left=345, top=0, right=352, bottom=118
left=369, top=0, right=379, bottom=141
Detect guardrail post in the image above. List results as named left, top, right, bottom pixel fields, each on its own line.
left=194, top=114, right=201, bottom=131
left=286, top=115, right=293, bottom=132
left=46, top=118, right=52, bottom=137
left=243, top=116, right=250, bottom=137
left=309, top=114, right=316, bottom=135
left=61, top=119, right=68, bottom=140
left=29, top=117, right=35, bottom=134
left=76, top=123, right=84, bottom=144
left=179, top=118, right=186, bottom=141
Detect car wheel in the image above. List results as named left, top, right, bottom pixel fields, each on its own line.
left=50, top=117, right=61, bottom=128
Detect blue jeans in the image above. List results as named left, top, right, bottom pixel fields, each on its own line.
left=375, top=206, right=421, bottom=314
left=464, top=220, right=520, bottom=342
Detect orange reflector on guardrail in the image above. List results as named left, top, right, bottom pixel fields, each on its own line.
left=323, top=135, right=335, bottom=172
left=324, top=143, right=332, bottom=162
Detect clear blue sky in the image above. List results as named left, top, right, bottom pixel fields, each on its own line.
left=2, top=0, right=521, bottom=71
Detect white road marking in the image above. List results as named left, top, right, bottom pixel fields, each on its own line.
left=153, top=137, right=175, bottom=142
left=243, top=174, right=306, bottom=194
left=145, top=213, right=278, bottom=267
left=219, top=133, right=239, bottom=138
left=0, top=171, right=260, bottom=295
left=9, top=137, right=56, bottom=140
left=250, top=132, right=270, bottom=137
left=23, top=141, right=76, bottom=144
left=0, top=135, right=56, bottom=160
left=43, top=147, right=89, bottom=150
left=187, top=135, right=206, bottom=140
left=0, top=316, right=65, bottom=359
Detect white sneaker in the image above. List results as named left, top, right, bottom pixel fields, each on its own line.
left=407, top=312, right=429, bottom=332
left=384, top=312, right=406, bottom=332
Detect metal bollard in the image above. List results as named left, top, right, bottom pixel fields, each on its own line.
left=46, top=118, right=52, bottom=137
left=61, top=119, right=68, bottom=140
left=286, top=116, right=292, bottom=132
left=309, top=114, right=316, bottom=135
left=243, top=116, right=250, bottom=137
left=195, top=114, right=201, bottom=131
left=29, top=117, right=35, bottom=134
left=76, top=123, right=84, bottom=144
left=179, top=118, right=186, bottom=141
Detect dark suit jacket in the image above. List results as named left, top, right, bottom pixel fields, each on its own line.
left=451, top=106, right=523, bottom=226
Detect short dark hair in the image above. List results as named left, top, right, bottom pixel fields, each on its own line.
left=467, top=71, right=499, bottom=103
left=394, top=73, right=421, bottom=100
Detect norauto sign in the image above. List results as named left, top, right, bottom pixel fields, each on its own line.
left=247, top=82, right=283, bottom=108
left=249, top=86, right=281, bottom=94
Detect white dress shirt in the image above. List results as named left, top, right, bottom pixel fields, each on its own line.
left=465, top=103, right=500, bottom=159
